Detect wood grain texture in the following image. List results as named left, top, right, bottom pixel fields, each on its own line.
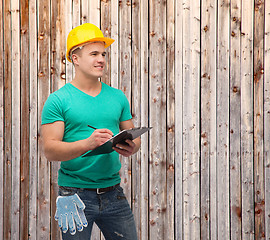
left=254, top=1, right=265, bottom=239
left=29, top=0, right=38, bottom=238
left=175, top=0, right=183, bottom=239
left=230, top=0, right=242, bottom=239
left=0, top=0, right=4, bottom=237
left=119, top=0, right=132, bottom=205
left=20, top=0, right=30, bottom=239
left=0, top=1, right=269, bottom=239
left=182, top=0, right=200, bottom=238
left=139, top=1, right=149, bottom=239
left=217, top=0, right=230, bottom=239
left=264, top=2, right=270, bottom=239
left=3, top=0, right=12, bottom=238
left=166, top=0, right=175, bottom=238
left=37, top=0, right=51, bottom=238
left=149, top=0, right=167, bottom=239
left=241, top=1, right=255, bottom=239
left=200, top=0, right=217, bottom=239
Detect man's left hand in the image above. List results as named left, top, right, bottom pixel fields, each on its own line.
left=113, top=139, right=136, bottom=157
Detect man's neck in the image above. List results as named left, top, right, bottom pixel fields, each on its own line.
left=71, top=74, right=102, bottom=97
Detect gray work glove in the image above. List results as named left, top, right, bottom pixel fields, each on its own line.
left=55, top=193, right=88, bottom=235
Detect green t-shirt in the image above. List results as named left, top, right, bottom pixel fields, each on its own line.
left=41, top=82, right=132, bottom=188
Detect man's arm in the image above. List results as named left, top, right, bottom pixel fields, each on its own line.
left=113, top=119, right=141, bottom=157
left=41, top=121, right=113, bottom=161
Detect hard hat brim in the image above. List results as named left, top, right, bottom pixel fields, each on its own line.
left=66, top=37, right=115, bottom=62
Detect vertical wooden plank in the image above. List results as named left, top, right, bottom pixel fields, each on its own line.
left=101, top=0, right=111, bottom=86
left=50, top=0, right=66, bottom=239
left=230, top=0, right=242, bottom=239
left=130, top=0, right=141, bottom=237
left=37, top=0, right=51, bottom=238
left=175, top=0, right=183, bottom=239
left=217, top=0, right=230, bottom=239
left=73, top=0, right=80, bottom=27
left=149, top=0, right=166, bottom=239
left=81, top=0, right=89, bottom=23
left=20, top=0, right=30, bottom=239
left=29, top=0, right=38, bottom=238
left=182, top=0, right=200, bottom=239
left=65, top=0, right=73, bottom=83
left=254, top=0, right=265, bottom=239
left=140, top=0, right=149, bottom=239
left=110, top=0, right=119, bottom=89
left=119, top=0, right=132, bottom=204
left=11, top=0, right=21, bottom=238
left=3, top=0, right=12, bottom=238
left=166, top=0, right=175, bottom=239
left=0, top=0, right=4, bottom=238
left=200, top=0, right=217, bottom=239
left=241, top=0, right=255, bottom=239
left=89, top=0, right=100, bottom=27
left=88, top=2, right=102, bottom=239
left=264, top=1, right=270, bottom=238
left=51, top=0, right=66, bottom=91
left=71, top=0, right=80, bottom=83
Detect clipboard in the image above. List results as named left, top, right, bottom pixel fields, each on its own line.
left=82, top=127, right=152, bottom=157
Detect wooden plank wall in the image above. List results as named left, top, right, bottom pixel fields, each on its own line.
left=1, top=0, right=270, bottom=239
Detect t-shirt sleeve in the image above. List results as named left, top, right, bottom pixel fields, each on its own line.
left=41, top=93, right=64, bottom=125
left=119, top=91, right=132, bottom=122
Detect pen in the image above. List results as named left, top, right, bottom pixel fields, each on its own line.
left=87, top=125, right=98, bottom=130
left=87, top=125, right=114, bottom=137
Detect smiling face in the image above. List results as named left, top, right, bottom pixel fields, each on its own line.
left=72, top=42, right=106, bottom=80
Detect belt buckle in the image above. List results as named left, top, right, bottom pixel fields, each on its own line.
left=97, top=188, right=106, bottom=195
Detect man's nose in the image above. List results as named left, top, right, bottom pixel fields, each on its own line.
left=98, top=54, right=105, bottom=62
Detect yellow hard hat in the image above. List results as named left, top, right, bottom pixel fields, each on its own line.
left=66, top=23, right=115, bottom=62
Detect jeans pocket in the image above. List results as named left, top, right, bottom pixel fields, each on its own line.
left=115, top=186, right=126, bottom=200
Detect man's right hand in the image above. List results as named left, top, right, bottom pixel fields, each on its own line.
left=86, top=129, right=113, bottom=150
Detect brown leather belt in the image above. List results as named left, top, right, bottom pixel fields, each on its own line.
left=87, top=183, right=120, bottom=194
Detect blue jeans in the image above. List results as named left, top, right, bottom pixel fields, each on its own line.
left=58, top=185, right=138, bottom=240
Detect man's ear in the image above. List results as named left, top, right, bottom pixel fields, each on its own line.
left=72, top=54, right=79, bottom=65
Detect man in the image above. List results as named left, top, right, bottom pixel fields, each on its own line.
left=41, top=23, right=140, bottom=240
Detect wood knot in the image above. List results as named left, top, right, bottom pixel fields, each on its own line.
left=21, top=29, right=27, bottom=34
left=233, top=86, right=238, bottom=93
left=201, top=132, right=207, bottom=138
left=150, top=220, right=156, bottom=226
left=204, top=25, right=208, bottom=32
left=38, top=72, right=45, bottom=77
left=61, top=73, right=66, bottom=80
left=50, top=67, right=55, bottom=75
left=232, top=205, right=241, bottom=218
left=62, top=56, right=66, bottom=64
left=168, top=164, right=174, bottom=171
left=167, top=126, right=174, bottom=132
left=39, top=32, right=45, bottom=40
left=150, top=31, right=156, bottom=37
